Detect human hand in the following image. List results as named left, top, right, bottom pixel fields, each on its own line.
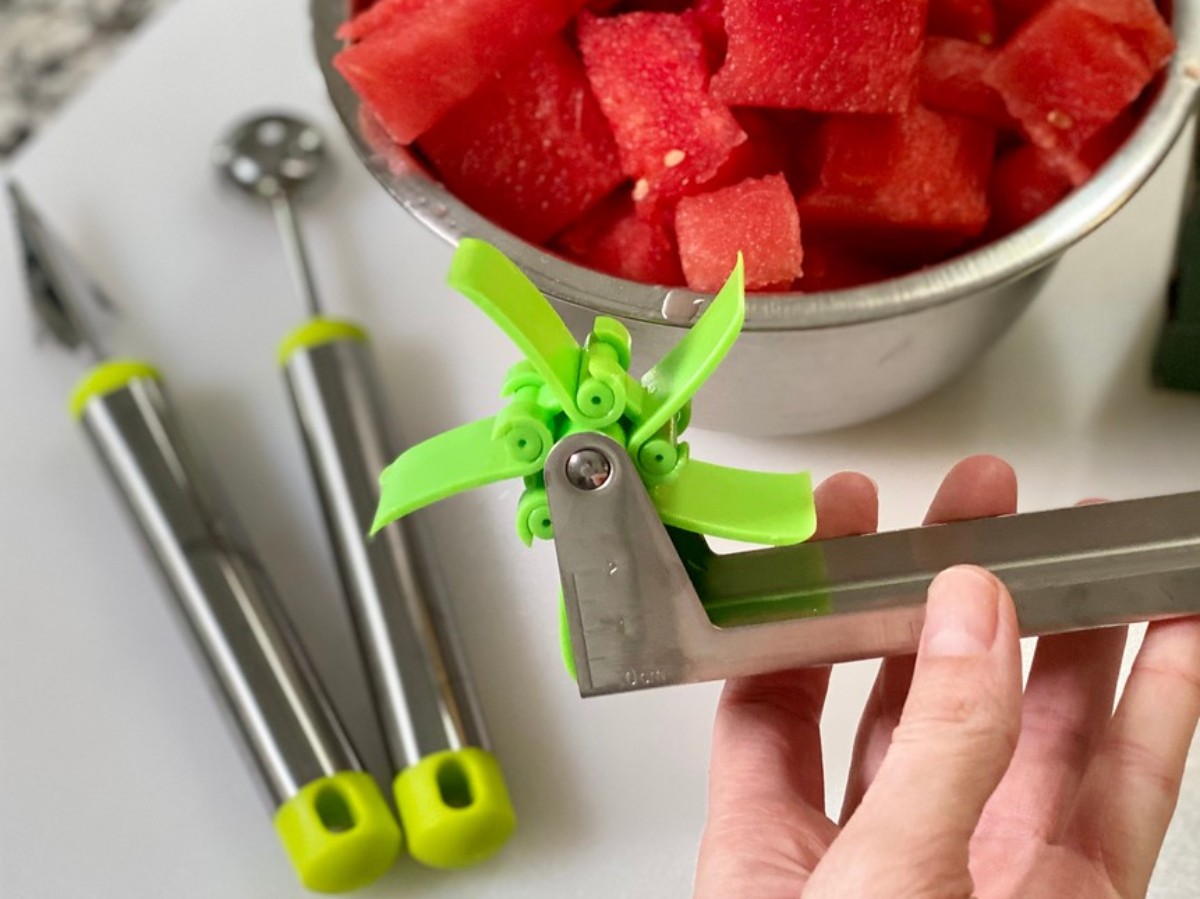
left=694, top=456, right=1200, bottom=898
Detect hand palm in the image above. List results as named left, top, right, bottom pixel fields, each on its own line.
left=695, top=457, right=1200, bottom=899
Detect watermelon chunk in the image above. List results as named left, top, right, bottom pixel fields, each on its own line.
left=983, top=0, right=1173, bottom=181
left=554, top=193, right=684, bottom=284
left=675, top=174, right=803, bottom=292
left=711, top=0, right=928, bottom=113
left=987, top=143, right=1072, bottom=235
left=417, top=39, right=624, bottom=244
left=334, top=0, right=587, bottom=144
left=919, top=37, right=1013, bottom=128
left=578, top=12, right=745, bottom=215
left=928, top=0, right=998, bottom=44
left=798, top=238, right=907, bottom=291
left=798, top=106, right=995, bottom=250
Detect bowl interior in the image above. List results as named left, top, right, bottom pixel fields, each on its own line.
left=311, top=0, right=1200, bottom=331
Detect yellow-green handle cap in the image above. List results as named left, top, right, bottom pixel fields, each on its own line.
left=394, top=748, right=516, bottom=869
left=69, top=359, right=160, bottom=419
left=274, top=771, right=402, bottom=893
left=277, top=317, right=368, bottom=365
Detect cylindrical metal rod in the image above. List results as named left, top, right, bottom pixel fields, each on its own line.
left=272, top=194, right=323, bottom=320
left=282, top=335, right=488, bottom=768
left=80, top=375, right=360, bottom=804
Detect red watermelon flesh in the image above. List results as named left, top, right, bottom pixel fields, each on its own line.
left=994, top=0, right=1051, bottom=37
left=335, top=0, right=587, bottom=144
left=983, top=0, right=1173, bottom=182
left=675, top=174, right=803, bottom=292
left=987, top=143, right=1072, bottom=235
left=798, top=106, right=995, bottom=249
left=554, top=193, right=684, bottom=284
left=798, top=238, right=907, bottom=291
left=919, top=37, right=1013, bottom=128
left=691, top=0, right=728, bottom=67
left=698, top=108, right=791, bottom=195
left=929, top=0, right=998, bottom=45
left=710, top=0, right=928, bottom=113
left=578, top=12, right=745, bottom=215
left=417, top=38, right=624, bottom=244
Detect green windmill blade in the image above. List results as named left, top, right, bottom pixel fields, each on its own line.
left=628, top=256, right=745, bottom=453
left=649, top=460, right=817, bottom=546
left=371, top=415, right=544, bottom=535
left=371, top=239, right=815, bottom=557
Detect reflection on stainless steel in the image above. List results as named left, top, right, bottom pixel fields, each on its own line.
left=283, top=338, right=489, bottom=771
left=81, top=379, right=359, bottom=804
left=545, top=434, right=1200, bottom=697
left=310, top=0, right=1200, bottom=434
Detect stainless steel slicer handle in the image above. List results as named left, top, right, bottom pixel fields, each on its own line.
left=280, top=321, right=515, bottom=869
left=545, top=433, right=1200, bottom=697
left=72, top=364, right=400, bottom=893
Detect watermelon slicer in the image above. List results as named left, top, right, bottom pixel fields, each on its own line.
left=371, top=238, right=819, bottom=549
left=375, top=240, right=1200, bottom=698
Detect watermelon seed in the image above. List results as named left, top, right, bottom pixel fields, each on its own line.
left=663, top=149, right=686, bottom=168
left=1046, top=109, right=1074, bottom=131
left=632, top=179, right=650, bottom=201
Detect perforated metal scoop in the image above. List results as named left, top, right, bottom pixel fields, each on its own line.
left=213, top=112, right=328, bottom=317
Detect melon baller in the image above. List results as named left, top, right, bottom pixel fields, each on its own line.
left=212, top=111, right=515, bottom=870
left=368, top=238, right=1200, bottom=698
left=7, top=181, right=401, bottom=893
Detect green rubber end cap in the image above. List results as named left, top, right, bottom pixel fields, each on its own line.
left=69, top=360, right=160, bottom=419
left=394, top=748, right=516, bottom=870
left=274, top=771, right=402, bottom=893
left=278, top=318, right=368, bottom=366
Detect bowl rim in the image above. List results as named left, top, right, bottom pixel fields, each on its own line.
left=312, top=0, right=1200, bottom=332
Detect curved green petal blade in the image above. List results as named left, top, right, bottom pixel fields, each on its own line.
left=648, top=459, right=816, bottom=546
left=371, top=416, right=540, bottom=534
left=629, top=255, right=745, bottom=450
left=448, top=238, right=582, bottom=418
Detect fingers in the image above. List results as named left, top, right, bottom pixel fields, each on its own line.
left=695, top=472, right=878, bottom=896
left=841, top=456, right=1018, bottom=822
left=806, top=566, right=1023, bottom=898
left=1068, top=616, right=1200, bottom=897
left=975, top=626, right=1127, bottom=844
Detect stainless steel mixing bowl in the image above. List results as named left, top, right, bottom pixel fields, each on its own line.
left=311, top=1, right=1200, bottom=435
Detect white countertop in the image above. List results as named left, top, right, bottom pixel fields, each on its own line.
left=2, top=0, right=1199, bottom=895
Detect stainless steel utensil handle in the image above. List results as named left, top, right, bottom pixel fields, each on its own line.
left=78, top=373, right=360, bottom=805
left=545, top=433, right=1200, bottom=696
left=281, top=331, right=488, bottom=769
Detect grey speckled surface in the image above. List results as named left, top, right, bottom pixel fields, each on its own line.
left=0, top=0, right=172, bottom=156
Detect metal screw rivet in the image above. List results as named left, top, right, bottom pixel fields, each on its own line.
left=565, top=449, right=611, bottom=491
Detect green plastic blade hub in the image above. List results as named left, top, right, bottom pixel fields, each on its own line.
left=629, top=255, right=745, bottom=451
left=648, top=459, right=816, bottom=546
left=448, top=239, right=584, bottom=420
left=372, top=416, right=540, bottom=535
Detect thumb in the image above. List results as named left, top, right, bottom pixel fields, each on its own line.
left=806, top=566, right=1022, bottom=898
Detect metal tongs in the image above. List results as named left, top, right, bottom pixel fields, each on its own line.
left=368, top=240, right=1200, bottom=700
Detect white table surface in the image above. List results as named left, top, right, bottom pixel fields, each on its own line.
left=2, top=0, right=1199, bottom=895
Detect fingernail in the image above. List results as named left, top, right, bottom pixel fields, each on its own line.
left=922, top=566, right=999, bottom=657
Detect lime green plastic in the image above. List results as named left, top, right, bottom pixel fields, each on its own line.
left=448, top=239, right=585, bottom=420
left=278, top=317, right=367, bottom=365
left=372, top=240, right=815, bottom=549
left=558, top=589, right=577, bottom=679
left=651, top=462, right=817, bottom=546
left=273, top=771, right=402, bottom=893
left=393, top=748, right=516, bottom=869
left=629, top=256, right=744, bottom=451
left=69, top=359, right=160, bottom=419
left=372, top=416, right=541, bottom=534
